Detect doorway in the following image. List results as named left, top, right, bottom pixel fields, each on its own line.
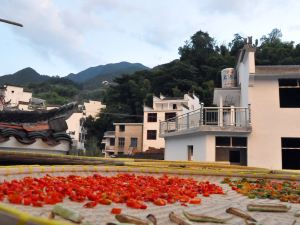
left=187, top=145, right=193, bottom=161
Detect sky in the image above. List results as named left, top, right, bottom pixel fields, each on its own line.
left=1, top=0, right=300, bottom=76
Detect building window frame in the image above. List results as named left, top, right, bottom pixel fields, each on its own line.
left=119, top=125, right=125, bottom=132
left=130, top=137, right=138, bottom=148
left=147, top=130, right=157, bottom=140
left=279, top=79, right=300, bottom=108
left=281, top=137, right=300, bottom=170
left=147, top=113, right=157, bottom=122
left=118, top=137, right=125, bottom=148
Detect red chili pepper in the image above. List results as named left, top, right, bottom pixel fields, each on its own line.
left=111, top=208, right=122, bottom=214
left=84, top=201, right=97, bottom=208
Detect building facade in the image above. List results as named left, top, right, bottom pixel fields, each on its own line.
left=143, top=93, right=200, bottom=151
left=66, top=100, right=105, bottom=151
left=161, top=40, right=300, bottom=170
left=102, top=123, right=143, bottom=157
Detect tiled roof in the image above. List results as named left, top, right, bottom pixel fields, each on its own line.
left=0, top=102, right=77, bottom=123
left=0, top=125, right=72, bottom=146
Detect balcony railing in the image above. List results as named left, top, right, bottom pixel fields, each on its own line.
left=160, top=106, right=251, bottom=135
left=103, top=131, right=115, bottom=137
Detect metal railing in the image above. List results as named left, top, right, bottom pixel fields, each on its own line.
left=160, top=106, right=251, bottom=135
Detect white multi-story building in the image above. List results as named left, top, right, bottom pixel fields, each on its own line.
left=161, top=39, right=300, bottom=170
left=143, top=93, right=200, bottom=151
left=66, top=100, right=106, bottom=150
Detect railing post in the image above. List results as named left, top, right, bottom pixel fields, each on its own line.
left=200, top=103, right=204, bottom=125
left=219, top=107, right=223, bottom=127
left=248, top=104, right=251, bottom=126
left=167, top=120, right=169, bottom=133
left=175, top=117, right=178, bottom=131
left=230, top=106, right=235, bottom=126
left=186, top=113, right=189, bottom=129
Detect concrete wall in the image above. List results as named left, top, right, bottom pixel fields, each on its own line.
left=143, top=110, right=180, bottom=151
left=165, top=134, right=215, bottom=161
left=5, top=86, right=32, bottom=106
left=115, top=124, right=143, bottom=154
left=84, top=100, right=106, bottom=118
left=248, top=78, right=300, bottom=169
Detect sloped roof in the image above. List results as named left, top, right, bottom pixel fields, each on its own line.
left=0, top=102, right=77, bottom=123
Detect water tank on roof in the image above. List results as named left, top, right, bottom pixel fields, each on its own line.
left=221, top=68, right=236, bottom=88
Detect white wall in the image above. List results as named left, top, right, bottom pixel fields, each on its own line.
left=66, top=112, right=85, bottom=150
left=4, top=86, right=32, bottom=106
left=248, top=78, right=300, bottom=169
left=0, top=137, right=69, bottom=154
left=165, top=134, right=215, bottom=161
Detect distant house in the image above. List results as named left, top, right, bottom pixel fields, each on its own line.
left=161, top=39, right=300, bottom=170
left=102, top=123, right=143, bottom=157
left=143, top=93, right=201, bottom=151
left=66, top=100, right=106, bottom=151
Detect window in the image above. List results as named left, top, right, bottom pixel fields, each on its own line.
left=215, top=136, right=247, bottom=166
left=147, top=113, right=157, bottom=122
left=109, top=138, right=115, bottom=146
left=165, top=112, right=176, bottom=121
left=173, top=104, right=177, bottom=109
left=282, top=137, right=300, bottom=169
left=279, top=79, right=300, bottom=108
left=130, top=138, right=138, bottom=148
left=119, top=125, right=125, bottom=132
left=147, top=130, right=157, bottom=140
left=118, top=137, right=125, bottom=147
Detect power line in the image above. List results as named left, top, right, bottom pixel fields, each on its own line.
left=0, top=18, right=23, bottom=27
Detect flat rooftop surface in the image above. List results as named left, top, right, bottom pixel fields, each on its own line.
left=0, top=163, right=298, bottom=225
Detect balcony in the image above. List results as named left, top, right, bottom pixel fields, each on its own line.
left=103, top=131, right=115, bottom=138
left=160, top=106, right=252, bottom=137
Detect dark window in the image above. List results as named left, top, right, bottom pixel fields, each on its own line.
left=147, top=130, right=157, bottom=140
left=147, top=113, right=157, bottom=122
left=11, top=90, right=14, bottom=93
left=216, top=136, right=247, bottom=147
left=282, top=137, right=300, bottom=169
left=229, top=151, right=240, bottom=163
left=119, top=125, right=125, bottom=132
left=279, top=79, right=300, bottom=108
left=173, top=104, right=177, bottom=109
left=216, top=137, right=230, bottom=146
left=232, top=137, right=247, bottom=147
left=165, top=112, right=176, bottom=121
left=130, top=138, right=138, bottom=147
left=109, top=138, right=115, bottom=146
left=118, top=137, right=125, bottom=147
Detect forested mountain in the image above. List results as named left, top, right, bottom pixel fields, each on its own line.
left=84, top=28, right=300, bottom=152
left=66, top=62, right=149, bottom=83
left=0, top=62, right=148, bottom=105
left=0, top=67, right=51, bottom=86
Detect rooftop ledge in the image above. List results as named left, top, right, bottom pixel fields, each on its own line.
left=160, top=125, right=252, bottom=138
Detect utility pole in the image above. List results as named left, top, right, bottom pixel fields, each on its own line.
left=0, top=18, right=23, bottom=27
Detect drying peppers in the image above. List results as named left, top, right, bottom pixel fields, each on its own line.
left=223, top=177, right=300, bottom=204
left=0, top=174, right=224, bottom=209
